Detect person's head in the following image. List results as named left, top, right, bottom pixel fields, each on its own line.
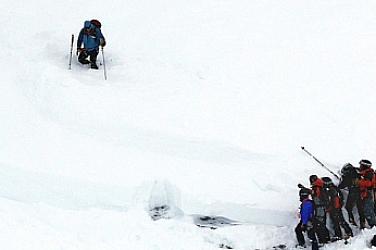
left=299, top=188, right=310, bottom=201
left=359, top=159, right=372, bottom=171
left=322, top=177, right=333, bottom=188
left=341, top=163, right=354, bottom=175
left=84, top=20, right=93, bottom=31
left=309, top=175, right=318, bottom=185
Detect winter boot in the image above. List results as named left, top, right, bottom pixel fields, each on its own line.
left=78, top=51, right=90, bottom=64
left=371, top=235, right=376, bottom=247
left=90, top=62, right=98, bottom=69
left=344, top=233, right=351, bottom=241
left=295, top=243, right=306, bottom=249
left=318, top=242, right=325, bottom=248
left=311, top=240, right=319, bottom=250
left=349, top=217, right=357, bottom=226
left=330, top=236, right=341, bottom=242
left=79, top=59, right=90, bottom=64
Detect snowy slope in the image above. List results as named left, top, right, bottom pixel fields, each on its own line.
left=1, top=0, right=376, bottom=249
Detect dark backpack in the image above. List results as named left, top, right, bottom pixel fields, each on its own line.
left=324, top=186, right=344, bottom=208
left=90, top=19, right=102, bottom=29
left=372, top=235, right=376, bottom=246
left=320, top=187, right=330, bottom=207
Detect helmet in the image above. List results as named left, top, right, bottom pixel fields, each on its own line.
left=299, top=188, right=310, bottom=201
left=359, top=159, right=372, bottom=170
left=322, top=177, right=333, bottom=188
left=309, top=175, right=318, bottom=184
left=341, top=163, right=354, bottom=175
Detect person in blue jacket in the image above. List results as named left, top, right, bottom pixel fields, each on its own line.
left=76, top=20, right=106, bottom=69
left=295, top=188, right=319, bottom=250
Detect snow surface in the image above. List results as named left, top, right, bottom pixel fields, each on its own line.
left=1, top=0, right=376, bottom=249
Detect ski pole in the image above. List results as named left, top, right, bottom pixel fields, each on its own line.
left=301, top=146, right=339, bottom=179
left=68, top=34, right=74, bottom=70
left=101, top=47, right=107, bottom=80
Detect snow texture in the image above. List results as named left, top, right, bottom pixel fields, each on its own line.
left=1, top=0, right=376, bottom=249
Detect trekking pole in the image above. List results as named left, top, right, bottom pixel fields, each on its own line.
left=301, top=146, right=339, bottom=179
left=68, top=34, right=74, bottom=70
left=101, top=47, right=107, bottom=80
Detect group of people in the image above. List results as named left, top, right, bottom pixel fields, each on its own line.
left=295, top=159, right=375, bottom=250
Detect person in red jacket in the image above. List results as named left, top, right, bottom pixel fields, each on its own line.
left=307, top=175, right=330, bottom=245
left=322, top=177, right=353, bottom=241
left=358, top=159, right=375, bottom=228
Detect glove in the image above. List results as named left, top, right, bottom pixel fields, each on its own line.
left=298, top=183, right=305, bottom=189
left=100, top=38, right=106, bottom=47
left=76, top=48, right=85, bottom=56
left=301, top=224, right=307, bottom=232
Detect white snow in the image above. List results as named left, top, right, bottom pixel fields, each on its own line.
left=1, top=0, right=376, bottom=249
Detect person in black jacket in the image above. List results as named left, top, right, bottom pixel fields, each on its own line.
left=322, top=177, right=353, bottom=241
left=338, top=163, right=365, bottom=228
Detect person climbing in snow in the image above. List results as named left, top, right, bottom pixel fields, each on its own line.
left=298, top=175, right=329, bottom=245
left=338, top=163, right=365, bottom=228
left=358, top=159, right=375, bottom=228
left=322, top=177, right=353, bottom=241
left=295, top=188, right=319, bottom=250
left=77, top=20, right=106, bottom=69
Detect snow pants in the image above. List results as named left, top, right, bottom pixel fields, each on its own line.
left=295, top=221, right=318, bottom=250
left=328, top=209, right=353, bottom=239
left=78, top=49, right=99, bottom=65
left=313, top=203, right=330, bottom=244
left=363, top=193, right=375, bottom=228
left=345, top=187, right=365, bottom=225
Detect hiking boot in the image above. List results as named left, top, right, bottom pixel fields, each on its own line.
left=79, top=59, right=90, bottom=65
left=330, top=236, right=341, bottom=242
left=90, top=63, right=98, bottom=69
left=343, top=234, right=351, bottom=241
left=360, top=222, right=366, bottom=229
left=295, top=243, right=306, bottom=249
left=349, top=218, right=357, bottom=226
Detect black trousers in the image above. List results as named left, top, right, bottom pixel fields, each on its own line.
left=345, top=187, right=365, bottom=224
left=329, top=209, right=353, bottom=238
left=312, top=204, right=330, bottom=244
left=78, top=49, right=99, bottom=65
left=295, top=221, right=318, bottom=250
